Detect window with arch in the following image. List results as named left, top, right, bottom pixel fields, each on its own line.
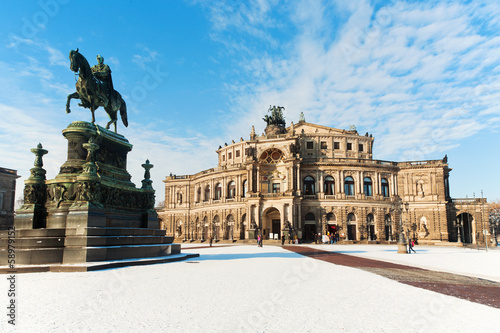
left=366, top=213, right=374, bottom=224
left=344, top=176, right=355, bottom=196
left=326, top=212, right=336, bottom=222
left=196, top=187, right=201, bottom=203
left=204, top=185, right=210, bottom=201
left=324, top=176, right=335, bottom=195
left=259, top=148, right=284, bottom=164
left=381, top=178, right=389, bottom=197
left=305, top=213, right=315, bottom=221
left=227, top=181, right=236, bottom=199
left=214, top=183, right=222, bottom=200
left=242, top=180, right=247, bottom=198
left=347, top=213, right=356, bottom=223
left=303, top=176, right=315, bottom=195
left=363, top=177, right=373, bottom=196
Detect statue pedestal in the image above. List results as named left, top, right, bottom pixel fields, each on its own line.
left=248, top=229, right=257, bottom=240
left=2, top=121, right=189, bottom=269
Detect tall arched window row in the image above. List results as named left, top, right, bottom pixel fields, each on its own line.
left=381, top=178, right=389, bottom=197
left=227, top=181, right=236, bottom=199
left=363, top=177, right=373, bottom=196
left=204, top=185, right=210, bottom=201
left=303, top=176, right=315, bottom=195
left=324, top=176, right=335, bottom=195
left=242, top=180, right=247, bottom=198
left=215, top=183, right=222, bottom=200
left=344, top=176, right=355, bottom=196
left=196, top=187, right=201, bottom=203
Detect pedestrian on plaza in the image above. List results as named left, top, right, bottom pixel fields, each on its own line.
left=408, top=237, right=416, bottom=253
left=209, top=236, right=213, bottom=247
left=288, top=233, right=292, bottom=244
left=257, top=234, right=261, bottom=247
left=281, top=234, right=285, bottom=246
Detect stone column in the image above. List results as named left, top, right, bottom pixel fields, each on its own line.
left=15, top=143, right=48, bottom=229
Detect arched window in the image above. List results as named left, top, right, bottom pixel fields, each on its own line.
left=326, top=212, right=336, bottom=222
left=196, top=187, right=201, bottom=203
left=347, top=213, right=356, bottom=223
left=242, top=180, right=247, bottom=198
left=204, top=185, right=210, bottom=201
left=259, top=148, right=284, bottom=164
left=324, top=176, right=335, bottom=195
left=381, top=178, right=389, bottom=197
left=214, top=183, right=222, bottom=200
left=367, top=214, right=374, bottom=224
left=344, top=176, right=355, bottom=196
left=303, top=176, right=315, bottom=195
left=305, top=213, right=315, bottom=221
left=227, top=181, right=236, bottom=199
left=363, top=177, right=373, bottom=196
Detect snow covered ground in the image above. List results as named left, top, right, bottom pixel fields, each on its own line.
left=1, top=244, right=499, bottom=333
left=310, top=243, right=500, bottom=282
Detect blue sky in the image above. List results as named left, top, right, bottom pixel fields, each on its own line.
left=1, top=0, right=499, bottom=205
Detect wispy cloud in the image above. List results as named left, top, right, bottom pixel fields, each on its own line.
left=198, top=0, right=500, bottom=162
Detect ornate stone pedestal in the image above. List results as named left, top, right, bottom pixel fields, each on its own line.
left=1, top=121, right=197, bottom=270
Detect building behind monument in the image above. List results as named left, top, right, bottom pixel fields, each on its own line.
left=160, top=109, right=488, bottom=245
left=0, top=167, right=19, bottom=230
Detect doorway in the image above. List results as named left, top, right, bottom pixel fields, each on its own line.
left=304, top=224, right=317, bottom=242
left=347, top=225, right=357, bottom=241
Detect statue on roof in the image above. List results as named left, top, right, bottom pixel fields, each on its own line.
left=298, top=112, right=305, bottom=123
left=263, top=105, right=286, bottom=127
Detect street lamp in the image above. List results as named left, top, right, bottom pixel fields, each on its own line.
left=456, top=217, right=462, bottom=243
left=490, top=211, right=500, bottom=246
left=228, top=221, right=235, bottom=241
left=397, top=198, right=409, bottom=254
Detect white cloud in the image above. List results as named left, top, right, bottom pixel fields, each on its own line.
left=202, top=0, right=500, bottom=163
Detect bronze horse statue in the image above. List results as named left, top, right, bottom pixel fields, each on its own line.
left=66, top=49, right=128, bottom=132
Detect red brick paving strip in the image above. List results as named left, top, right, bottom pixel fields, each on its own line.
left=284, top=245, right=500, bottom=309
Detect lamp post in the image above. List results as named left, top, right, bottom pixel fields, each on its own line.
left=228, top=221, right=234, bottom=241
left=456, top=217, right=462, bottom=243
left=490, top=211, right=499, bottom=247
left=397, top=198, right=409, bottom=254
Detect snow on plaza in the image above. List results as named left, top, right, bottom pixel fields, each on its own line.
left=2, top=244, right=500, bottom=332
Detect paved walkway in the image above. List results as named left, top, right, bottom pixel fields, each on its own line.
left=284, top=245, right=500, bottom=309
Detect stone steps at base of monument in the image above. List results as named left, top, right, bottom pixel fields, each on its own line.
left=0, top=243, right=182, bottom=265
left=65, top=227, right=167, bottom=237
left=0, top=253, right=200, bottom=274
left=0, top=227, right=167, bottom=238
left=0, top=235, right=174, bottom=248
left=64, top=235, right=174, bottom=247
left=63, top=243, right=182, bottom=263
left=0, top=229, right=66, bottom=238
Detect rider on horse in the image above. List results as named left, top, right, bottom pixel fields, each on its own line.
left=91, top=55, right=117, bottom=110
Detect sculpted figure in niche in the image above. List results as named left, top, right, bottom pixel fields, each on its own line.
left=416, top=181, right=424, bottom=197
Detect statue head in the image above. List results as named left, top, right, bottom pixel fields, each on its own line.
left=96, top=55, right=104, bottom=64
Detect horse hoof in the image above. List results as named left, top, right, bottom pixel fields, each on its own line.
left=66, top=109, right=71, bottom=114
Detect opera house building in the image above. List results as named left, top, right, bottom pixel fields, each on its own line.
left=159, top=109, right=488, bottom=245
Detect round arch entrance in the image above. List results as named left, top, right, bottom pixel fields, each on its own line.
left=262, top=207, right=281, bottom=240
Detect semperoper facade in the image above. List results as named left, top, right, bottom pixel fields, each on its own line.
left=160, top=107, right=488, bottom=244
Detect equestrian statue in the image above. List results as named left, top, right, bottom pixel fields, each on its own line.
left=66, top=49, right=128, bottom=133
